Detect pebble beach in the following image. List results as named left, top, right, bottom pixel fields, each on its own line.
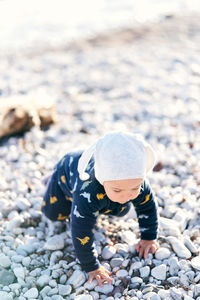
left=0, top=11, right=200, bottom=300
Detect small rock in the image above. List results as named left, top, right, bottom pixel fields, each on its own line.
left=139, top=266, right=150, bottom=278
left=170, top=287, right=182, bottom=300
left=169, top=257, right=180, bottom=276
left=0, top=268, right=15, bottom=285
left=22, top=257, right=31, bottom=267
left=194, top=284, right=200, bottom=297
left=151, top=264, right=167, bottom=280
left=67, top=270, right=86, bottom=288
left=37, top=275, right=50, bottom=287
left=16, top=197, right=31, bottom=210
left=13, top=267, right=25, bottom=280
left=44, top=235, right=65, bottom=250
left=131, top=277, right=143, bottom=284
left=120, top=230, right=136, bottom=244
left=84, top=280, right=98, bottom=290
left=58, top=284, right=72, bottom=296
left=167, top=236, right=191, bottom=259
left=24, top=287, right=39, bottom=298
left=0, top=253, right=11, bottom=268
left=155, top=247, right=171, bottom=260
left=143, top=292, right=159, bottom=299
left=110, top=257, right=123, bottom=268
left=0, top=291, right=13, bottom=300
left=191, top=256, right=200, bottom=271
left=74, top=295, right=93, bottom=300
left=116, top=269, right=128, bottom=277
left=184, top=236, right=199, bottom=254
left=102, top=245, right=116, bottom=259
left=95, top=284, right=114, bottom=294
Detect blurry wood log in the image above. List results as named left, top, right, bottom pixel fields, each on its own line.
left=0, top=93, right=56, bottom=139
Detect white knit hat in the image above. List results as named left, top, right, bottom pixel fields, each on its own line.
left=78, top=131, right=156, bottom=184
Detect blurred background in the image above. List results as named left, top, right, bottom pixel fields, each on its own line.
left=0, top=0, right=200, bottom=52
left=0, top=1, right=200, bottom=296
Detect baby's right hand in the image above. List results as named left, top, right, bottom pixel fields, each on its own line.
left=88, top=265, right=113, bottom=287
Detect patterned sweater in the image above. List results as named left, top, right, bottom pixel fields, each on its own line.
left=54, top=150, right=158, bottom=272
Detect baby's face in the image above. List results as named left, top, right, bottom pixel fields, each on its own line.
left=103, top=178, right=143, bottom=204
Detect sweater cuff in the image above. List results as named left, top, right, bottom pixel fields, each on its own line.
left=141, top=232, right=157, bottom=240
left=81, top=260, right=100, bottom=273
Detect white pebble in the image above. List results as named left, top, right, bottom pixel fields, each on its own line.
left=167, top=236, right=191, bottom=259
left=191, top=256, right=200, bottom=271
left=151, top=264, right=167, bottom=280
left=95, top=284, right=114, bottom=294
left=102, top=245, right=116, bottom=259
left=37, top=275, right=50, bottom=287
left=74, top=295, right=93, bottom=300
left=116, top=269, right=128, bottom=277
left=139, top=266, right=150, bottom=278
left=0, top=253, right=11, bottom=268
left=13, top=267, right=25, bottom=280
left=58, top=284, right=72, bottom=296
left=0, top=291, right=13, bottom=300
left=44, top=235, right=65, bottom=250
left=67, top=270, right=86, bottom=288
left=155, top=247, right=171, bottom=260
left=24, top=287, right=39, bottom=298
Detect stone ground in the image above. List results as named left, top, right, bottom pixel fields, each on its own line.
left=0, top=13, right=200, bottom=300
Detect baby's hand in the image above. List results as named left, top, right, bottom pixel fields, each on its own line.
left=88, top=265, right=113, bottom=287
left=136, top=239, right=159, bottom=259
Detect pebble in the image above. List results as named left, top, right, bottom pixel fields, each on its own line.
left=169, top=257, right=180, bottom=276
left=110, top=257, right=124, bottom=268
left=170, top=287, right=182, bottom=300
left=37, top=274, right=50, bottom=287
left=74, top=295, right=93, bottom=300
left=58, top=284, right=72, bottom=296
left=0, top=268, right=15, bottom=285
left=95, top=284, right=114, bottom=294
left=155, top=247, right=171, bottom=260
left=151, top=264, right=167, bottom=280
left=116, top=269, right=128, bottom=277
left=183, top=236, right=199, bottom=254
left=0, top=292, right=13, bottom=300
left=44, top=235, right=65, bottom=250
left=67, top=270, right=86, bottom=288
left=23, top=288, right=39, bottom=298
left=191, top=256, right=200, bottom=271
left=167, top=236, right=191, bottom=259
left=102, top=245, right=116, bottom=259
left=13, top=267, right=25, bottom=280
left=0, top=253, right=11, bottom=268
left=139, top=266, right=150, bottom=278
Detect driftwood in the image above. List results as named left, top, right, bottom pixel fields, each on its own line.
left=0, top=93, right=56, bottom=139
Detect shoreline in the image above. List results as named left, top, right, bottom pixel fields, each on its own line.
left=1, top=13, right=200, bottom=59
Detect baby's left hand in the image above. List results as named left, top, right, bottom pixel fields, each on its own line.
left=136, top=239, right=159, bottom=259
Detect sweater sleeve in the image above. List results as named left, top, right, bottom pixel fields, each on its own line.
left=70, top=191, right=101, bottom=273
left=132, top=180, right=158, bottom=240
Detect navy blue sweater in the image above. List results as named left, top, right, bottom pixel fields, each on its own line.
left=46, top=150, right=158, bottom=273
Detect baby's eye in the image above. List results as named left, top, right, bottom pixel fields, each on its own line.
left=113, top=190, right=121, bottom=193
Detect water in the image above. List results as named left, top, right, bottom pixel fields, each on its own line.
left=0, top=0, right=200, bottom=51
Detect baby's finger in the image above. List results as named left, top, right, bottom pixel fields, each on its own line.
left=136, top=241, right=141, bottom=252
left=144, top=245, right=151, bottom=259
left=139, top=246, right=144, bottom=258
left=88, top=274, right=94, bottom=284
left=151, top=244, right=158, bottom=254
left=102, top=273, right=113, bottom=284
left=104, top=268, right=112, bottom=276
left=95, top=275, right=103, bottom=287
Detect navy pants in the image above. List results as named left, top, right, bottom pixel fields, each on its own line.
left=42, top=172, right=72, bottom=222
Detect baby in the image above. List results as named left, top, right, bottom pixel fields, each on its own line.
left=42, top=131, right=159, bottom=286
